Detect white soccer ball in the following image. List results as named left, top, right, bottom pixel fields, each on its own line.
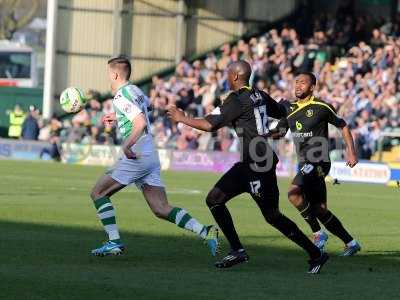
left=59, top=87, right=87, bottom=113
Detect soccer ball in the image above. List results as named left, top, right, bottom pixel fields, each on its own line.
left=60, top=87, right=87, bottom=113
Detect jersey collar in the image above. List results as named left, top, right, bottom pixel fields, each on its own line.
left=237, top=85, right=252, bottom=94
left=287, top=96, right=315, bottom=119
left=117, top=81, right=131, bottom=92
left=295, top=95, right=314, bottom=107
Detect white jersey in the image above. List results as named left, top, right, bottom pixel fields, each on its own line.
left=112, top=82, right=155, bottom=155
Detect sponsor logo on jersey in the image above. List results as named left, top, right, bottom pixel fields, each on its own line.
left=123, top=103, right=132, bottom=114
left=306, top=109, right=314, bottom=117
left=296, top=120, right=303, bottom=131
left=292, top=131, right=313, bottom=138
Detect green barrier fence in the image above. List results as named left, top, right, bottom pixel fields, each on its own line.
left=0, top=87, right=43, bottom=137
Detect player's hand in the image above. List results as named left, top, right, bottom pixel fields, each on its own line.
left=102, top=113, right=116, bottom=125
left=167, top=105, right=185, bottom=123
left=263, top=130, right=285, bottom=140
left=122, top=145, right=137, bottom=159
left=346, top=152, right=358, bottom=168
left=262, top=133, right=273, bottom=139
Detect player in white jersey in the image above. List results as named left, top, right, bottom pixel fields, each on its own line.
left=90, top=56, right=219, bottom=257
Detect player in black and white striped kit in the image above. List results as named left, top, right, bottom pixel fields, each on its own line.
left=168, top=60, right=328, bottom=273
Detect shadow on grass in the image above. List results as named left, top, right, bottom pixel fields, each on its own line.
left=0, top=220, right=399, bottom=300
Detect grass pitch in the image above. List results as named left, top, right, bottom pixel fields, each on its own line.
left=0, top=160, right=399, bottom=299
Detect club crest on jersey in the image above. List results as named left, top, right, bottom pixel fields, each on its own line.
left=136, top=95, right=145, bottom=104
left=306, top=109, right=314, bottom=117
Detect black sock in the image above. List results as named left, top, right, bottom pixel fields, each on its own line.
left=318, top=210, right=353, bottom=244
left=297, top=202, right=321, bottom=233
left=209, top=204, right=243, bottom=251
left=267, top=213, right=321, bottom=259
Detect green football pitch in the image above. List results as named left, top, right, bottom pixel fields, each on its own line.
left=0, top=160, right=399, bottom=299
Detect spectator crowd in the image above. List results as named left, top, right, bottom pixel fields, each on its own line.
left=9, top=10, right=400, bottom=160
left=149, top=12, right=400, bottom=159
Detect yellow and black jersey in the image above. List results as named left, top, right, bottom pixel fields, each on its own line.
left=275, top=96, right=346, bottom=163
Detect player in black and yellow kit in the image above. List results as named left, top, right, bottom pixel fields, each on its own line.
left=269, top=72, right=361, bottom=256
left=168, top=62, right=328, bottom=273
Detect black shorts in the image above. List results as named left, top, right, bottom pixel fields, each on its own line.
left=215, top=162, right=279, bottom=213
left=292, top=162, right=331, bottom=204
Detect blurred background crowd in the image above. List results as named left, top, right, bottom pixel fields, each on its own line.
left=8, top=8, right=400, bottom=160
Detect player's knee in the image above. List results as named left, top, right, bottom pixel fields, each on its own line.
left=206, top=187, right=226, bottom=208
left=90, top=187, right=102, bottom=201
left=288, top=186, right=303, bottom=206
left=312, top=203, right=328, bottom=217
left=263, top=210, right=281, bottom=224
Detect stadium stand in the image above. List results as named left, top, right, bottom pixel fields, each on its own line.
left=15, top=11, right=400, bottom=161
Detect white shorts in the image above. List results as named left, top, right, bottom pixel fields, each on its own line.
left=107, top=151, right=164, bottom=190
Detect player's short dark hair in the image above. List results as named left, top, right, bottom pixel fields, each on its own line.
left=107, top=55, right=131, bottom=80
left=298, top=72, right=317, bottom=86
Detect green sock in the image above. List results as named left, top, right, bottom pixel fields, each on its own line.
left=167, top=207, right=208, bottom=238
left=94, top=197, right=121, bottom=243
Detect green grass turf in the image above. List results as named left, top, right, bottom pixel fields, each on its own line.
left=0, top=160, right=399, bottom=299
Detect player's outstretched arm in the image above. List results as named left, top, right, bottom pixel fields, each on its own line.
left=122, top=113, right=147, bottom=159
left=261, top=91, right=289, bottom=119
left=341, top=125, right=358, bottom=168
left=265, top=118, right=289, bottom=139
left=265, top=129, right=286, bottom=139
left=167, top=105, right=213, bottom=132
